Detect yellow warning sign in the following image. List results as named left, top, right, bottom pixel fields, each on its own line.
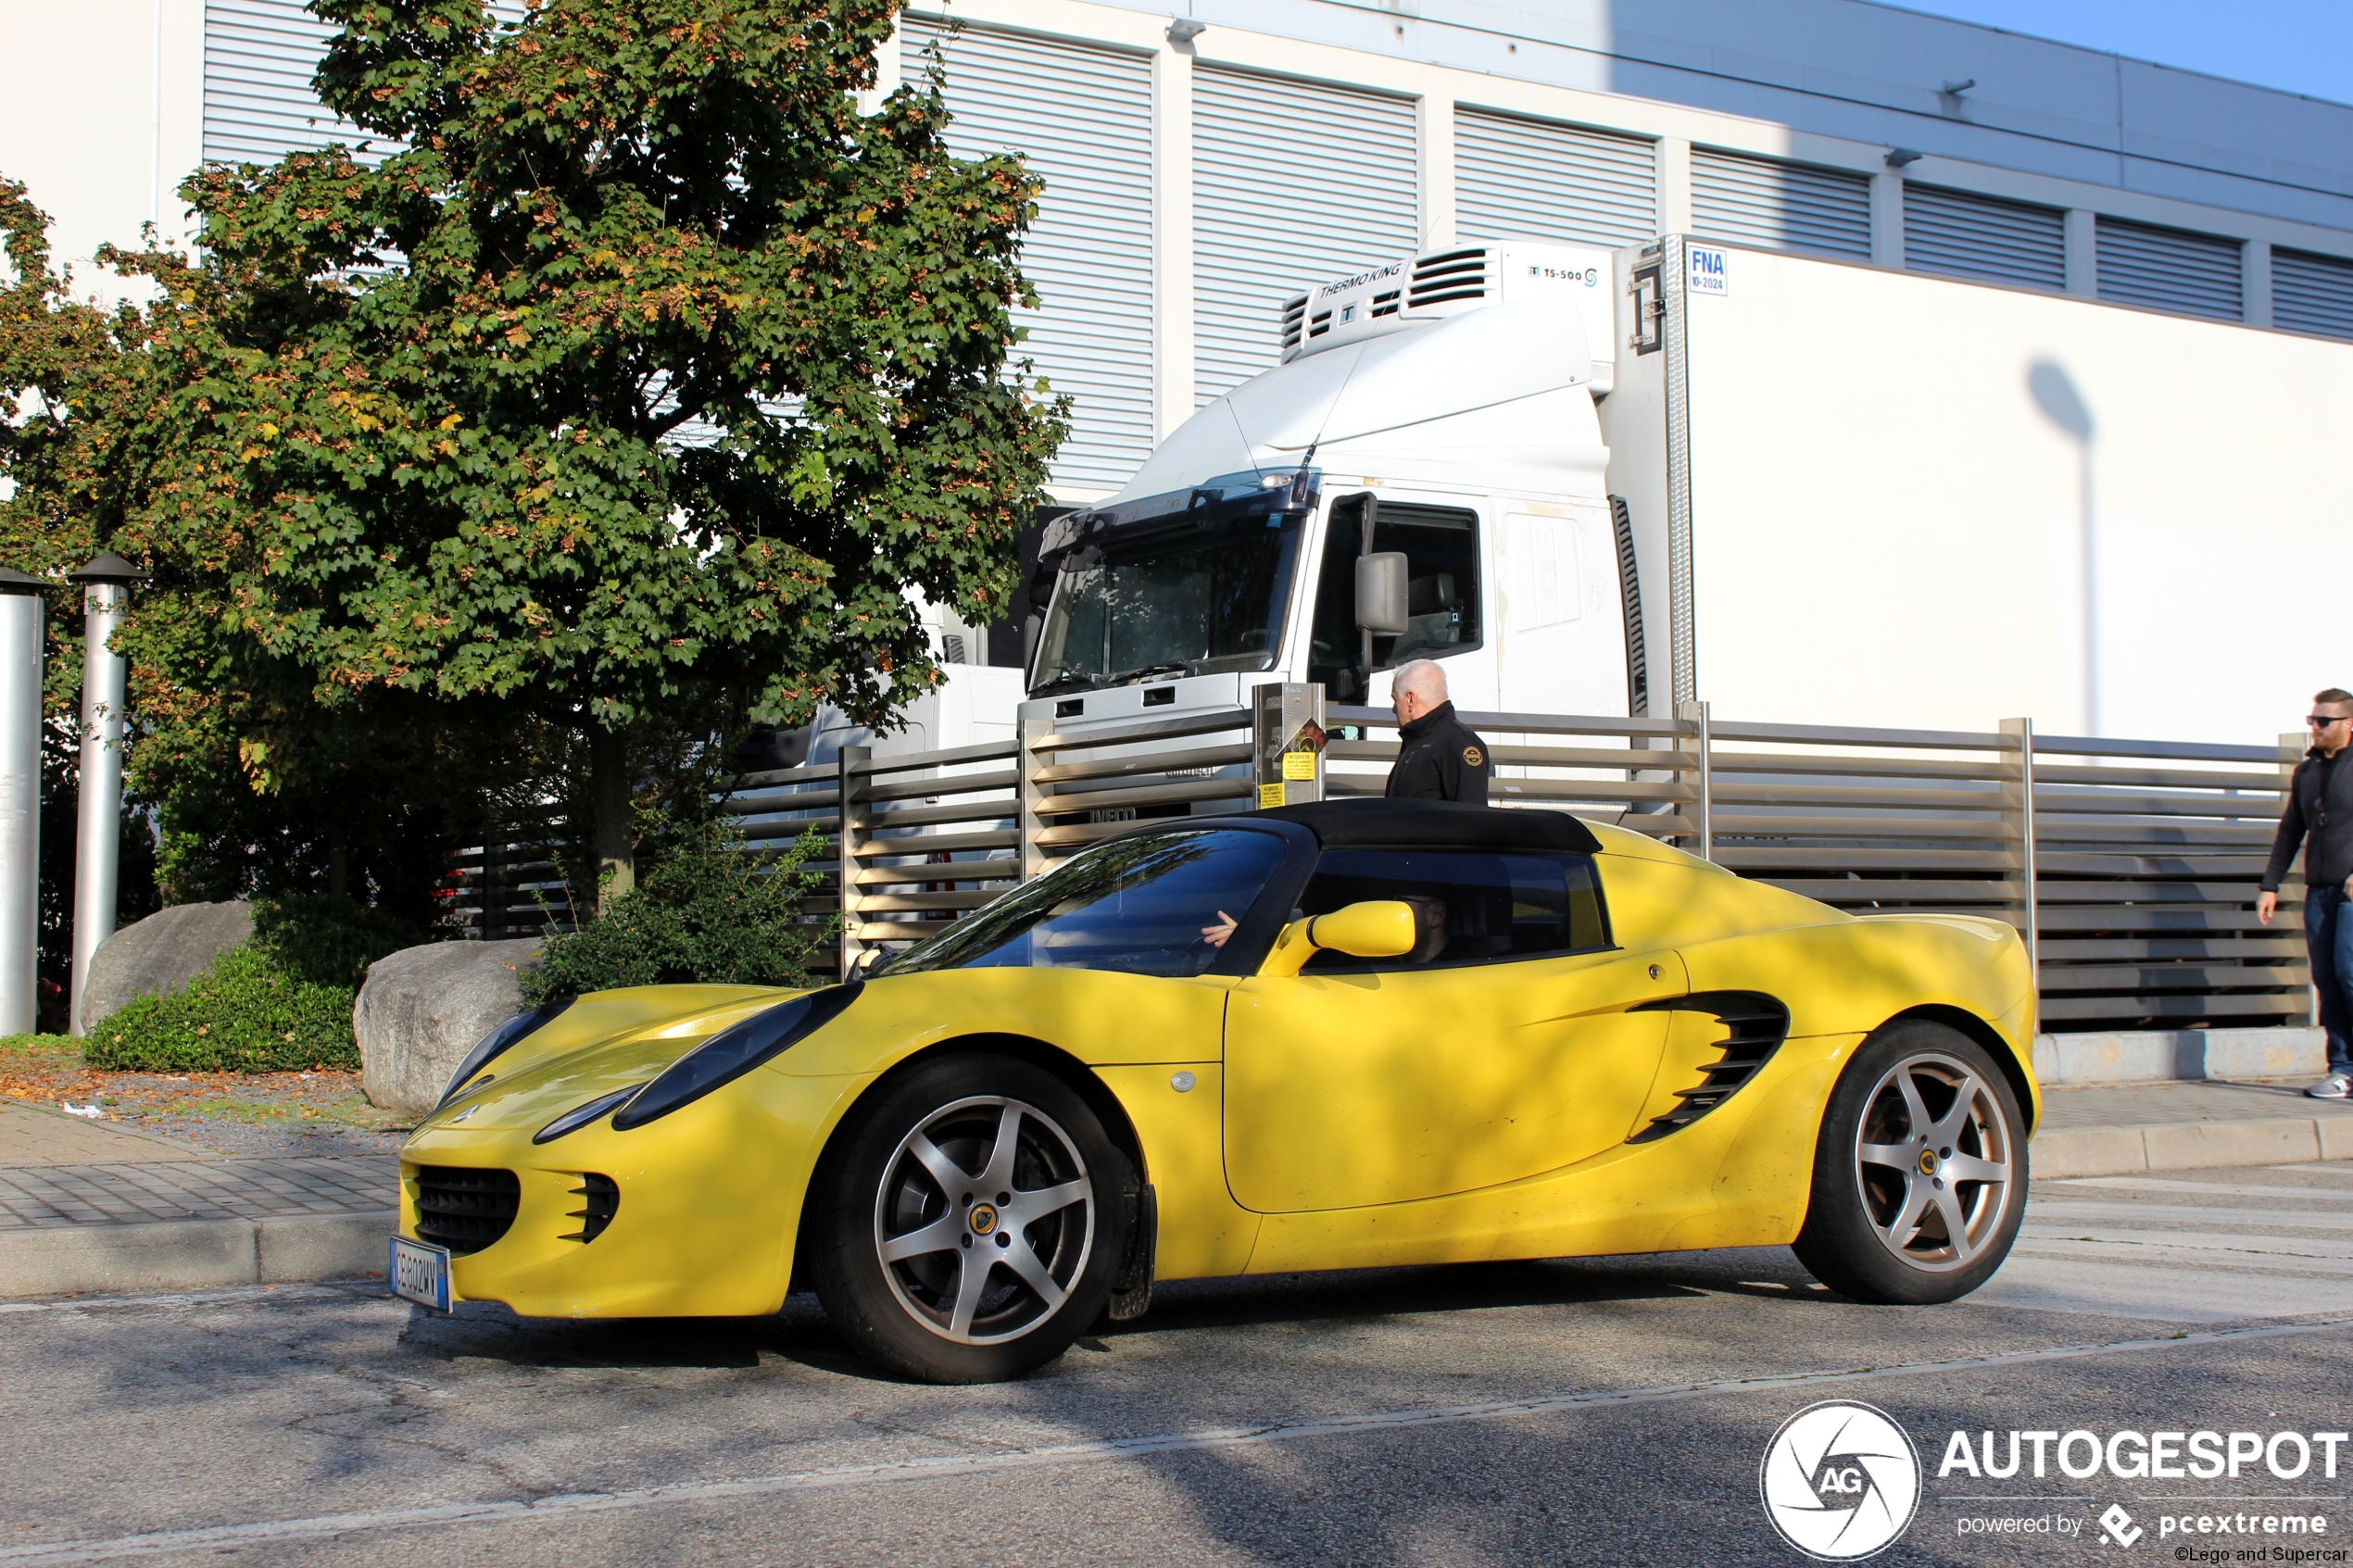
left=1257, top=783, right=1287, bottom=809
left=1282, top=750, right=1316, bottom=781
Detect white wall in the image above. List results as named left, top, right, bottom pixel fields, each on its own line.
left=0, top=0, right=201, bottom=295
left=1677, top=245, right=2353, bottom=745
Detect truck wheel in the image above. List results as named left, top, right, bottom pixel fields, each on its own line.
left=1793, top=1021, right=2026, bottom=1305
left=810, top=1054, right=1125, bottom=1384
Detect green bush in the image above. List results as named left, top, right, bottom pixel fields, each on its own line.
left=522, top=820, right=829, bottom=1006
left=82, top=945, right=362, bottom=1073
left=79, top=894, right=426, bottom=1074
left=253, top=894, right=423, bottom=987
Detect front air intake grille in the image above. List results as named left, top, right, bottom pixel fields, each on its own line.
left=412, top=1166, right=521, bottom=1256
left=1370, top=287, right=1402, bottom=319
left=1627, top=993, right=1791, bottom=1143
left=1279, top=292, right=1309, bottom=352
left=1408, top=247, right=1489, bottom=307
left=561, top=1173, right=620, bottom=1243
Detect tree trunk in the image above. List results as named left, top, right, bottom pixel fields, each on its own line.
left=589, top=726, right=635, bottom=914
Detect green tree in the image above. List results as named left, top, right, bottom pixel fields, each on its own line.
left=92, top=0, right=1063, bottom=911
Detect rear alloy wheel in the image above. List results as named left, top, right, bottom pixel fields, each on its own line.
left=811, top=1054, right=1124, bottom=1383
left=1793, top=1022, right=2026, bottom=1305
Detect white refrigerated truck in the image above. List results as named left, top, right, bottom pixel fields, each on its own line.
left=820, top=231, right=2353, bottom=764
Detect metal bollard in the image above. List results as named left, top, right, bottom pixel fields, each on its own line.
left=0, top=570, right=44, bottom=1035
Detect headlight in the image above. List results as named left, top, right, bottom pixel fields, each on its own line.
left=533, top=1084, right=648, bottom=1146
left=439, top=995, right=576, bottom=1107
left=610, top=983, right=862, bottom=1132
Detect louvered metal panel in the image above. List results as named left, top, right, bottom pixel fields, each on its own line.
left=204, top=0, right=379, bottom=163
left=1454, top=109, right=1655, bottom=248
left=2095, top=217, right=2244, bottom=321
left=1903, top=184, right=2064, bottom=292
left=1689, top=148, right=1869, bottom=261
left=204, top=0, right=522, bottom=165
left=1194, top=67, right=1418, bottom=403
left=2273, top=247, right=2353, bottom=342
left=907, top=18, right=1155, bottom=491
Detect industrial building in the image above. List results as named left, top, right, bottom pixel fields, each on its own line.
left=6, top=0, right=2353, bottom=502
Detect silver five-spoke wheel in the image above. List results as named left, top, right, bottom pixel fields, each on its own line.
left=1853, top=1051, right=2016, bottom=1273
left=874, top=1095, right=1096, bottom=1346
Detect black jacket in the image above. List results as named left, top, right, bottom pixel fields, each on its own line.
left=1386, top=700, right=1491, bottom=804
left=2263, top=746, right=2353, bottom=893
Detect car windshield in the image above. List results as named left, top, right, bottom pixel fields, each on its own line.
left=882, top=828, right=1287, bottom=978
left=1028, top=470, right=1315, bottom=694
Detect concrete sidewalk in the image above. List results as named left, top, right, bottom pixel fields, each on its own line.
left=0, top=1102, right=396, bottom=1298
left=2032, top=1076, right=2353, bottom=1177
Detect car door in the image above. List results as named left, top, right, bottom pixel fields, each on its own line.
left=1221, top=847, right=1688, bottom=1213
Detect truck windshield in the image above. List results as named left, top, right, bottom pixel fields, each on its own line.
left=1028, top=470, right=1316, bottom=694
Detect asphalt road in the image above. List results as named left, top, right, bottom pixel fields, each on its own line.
left=7, top=1161, right=2353, bottom=1568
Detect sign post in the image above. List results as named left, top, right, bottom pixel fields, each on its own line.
left=1252, top=683, right=1327, bottom=809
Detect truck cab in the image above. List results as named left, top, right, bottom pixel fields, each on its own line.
left=1016, top=241, right=1642, bottom=739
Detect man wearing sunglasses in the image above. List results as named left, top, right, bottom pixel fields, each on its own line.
left=2260, top=687, right=2353, bottom=1098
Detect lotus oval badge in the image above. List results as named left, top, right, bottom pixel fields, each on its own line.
left=968, top=1204, right=999, bottom=1236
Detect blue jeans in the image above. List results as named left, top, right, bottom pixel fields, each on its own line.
left=2305, top=887, right=2353, bottom=1074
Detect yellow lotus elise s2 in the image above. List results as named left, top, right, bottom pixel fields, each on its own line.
left=396, top=799, right=2039, bottom=1383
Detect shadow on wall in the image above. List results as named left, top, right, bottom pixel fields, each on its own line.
left=2028, top=358, right=2096, bottom=736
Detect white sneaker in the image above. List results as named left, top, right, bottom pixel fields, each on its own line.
left=2308, top=1073, right=2352, bottom=1099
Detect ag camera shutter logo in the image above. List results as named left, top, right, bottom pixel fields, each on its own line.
left=1760, top=1400, right=1922, bottom=1560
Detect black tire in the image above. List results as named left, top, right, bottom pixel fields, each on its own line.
left=808, top=1053, right=1126, bottom=1384
left=1793, top=1020, right=2028, bottom=1305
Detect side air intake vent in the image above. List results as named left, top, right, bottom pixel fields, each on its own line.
left=561, top=1173, right=620, bottom=1243
left=1279, top=292, right=1309, bottom=354
left=412, top=1166, right=522, bottom=1256
left=1408, top=246, right=1490, bottom=308
left=1626, top=993, right=1791, bottom=1143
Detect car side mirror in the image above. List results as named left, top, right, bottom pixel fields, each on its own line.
left=1356, top=553, right=1409, bottom=635
left=1258, top=900, right=1419, bottom=977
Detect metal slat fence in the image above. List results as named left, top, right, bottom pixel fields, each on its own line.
left=439, top=696, right=2311, bottom=1031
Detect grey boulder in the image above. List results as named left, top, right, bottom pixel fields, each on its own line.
left=354, top=939, right=543, bottom=1119
left=82, top=902, right=255, bottom=1028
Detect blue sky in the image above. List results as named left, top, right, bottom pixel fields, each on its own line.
left=1893, top=1, right=2353, bottom=105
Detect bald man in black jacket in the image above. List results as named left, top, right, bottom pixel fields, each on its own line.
left=1384, top=659, right=1491, bottom=804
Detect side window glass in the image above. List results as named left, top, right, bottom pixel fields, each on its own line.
left=1308, top=500, right=1482, bottom=701
left=1297, top=848, right=1609, bottom=972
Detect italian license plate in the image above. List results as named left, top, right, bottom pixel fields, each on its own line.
left=390, top=1236, right=452, bottom=1311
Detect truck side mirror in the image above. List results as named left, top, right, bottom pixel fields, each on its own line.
left=1356, top=552, right=1409, bottom=635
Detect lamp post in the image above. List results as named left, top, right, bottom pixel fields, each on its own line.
left=67, top=551, right=145, bottom=1036
left=0, top=569, right=44, bottom=1036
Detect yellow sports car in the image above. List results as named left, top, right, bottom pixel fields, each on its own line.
left=395, top=799, right=2038, bottom=1383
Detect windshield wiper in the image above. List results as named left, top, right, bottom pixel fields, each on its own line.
left=1029, top=671, right=1104, bottom=697
left=1105, top=661, right=1196, bottom=685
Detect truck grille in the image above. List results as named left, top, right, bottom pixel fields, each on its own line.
left=561, top=1173, right=620, bottom=1243
left=1408, top=247, right=1489, bottom=308
left=1627, top=993, right=1791, bottom=1143
left=412, top=1166, right=522, bottom=1255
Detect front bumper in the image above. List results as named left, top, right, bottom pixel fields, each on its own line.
left=397, top=1066, right=867, bottom=1319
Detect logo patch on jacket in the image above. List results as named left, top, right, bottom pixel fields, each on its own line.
left=1463, top=746, right=1484, bottom=768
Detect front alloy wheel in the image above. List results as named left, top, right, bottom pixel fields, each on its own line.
left=1793, top=1021, right=2027, bottom=1305
left=874, top=1096, right=1095, bottom=1344
left=812, top=1054, right=1126, bottom=1383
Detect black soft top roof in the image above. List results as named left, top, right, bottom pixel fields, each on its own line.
left=1202, top=798, right=1603, bottom=855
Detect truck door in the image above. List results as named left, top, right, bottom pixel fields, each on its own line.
left=1496, top=506, right=1629, bottom=716
left=1304, top=496, right=1491, bottom=707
